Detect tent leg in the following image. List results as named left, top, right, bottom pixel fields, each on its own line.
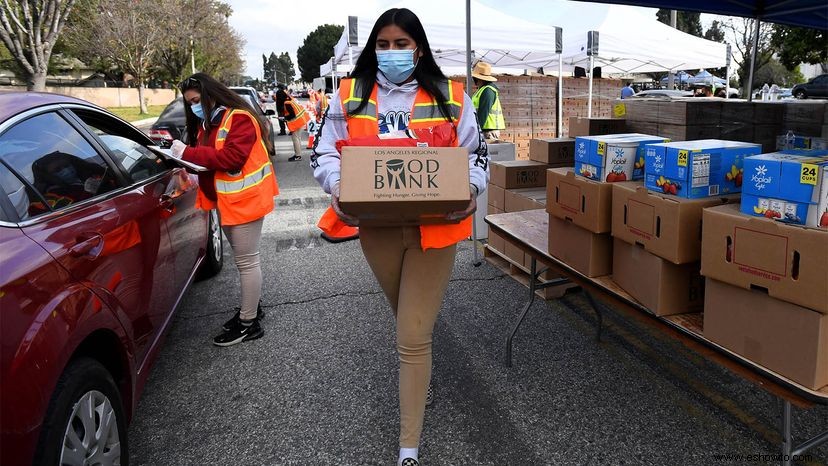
left=587, top=55, right=594, bottom=118
left=746, top=19, right=761, bottom=102
left=558, top=53, right=563, bottom=137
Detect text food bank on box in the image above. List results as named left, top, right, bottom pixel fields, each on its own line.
left=339, top=146, right=471, bottom=226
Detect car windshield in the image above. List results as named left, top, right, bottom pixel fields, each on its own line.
left=158, top=99, right=185, bottom=121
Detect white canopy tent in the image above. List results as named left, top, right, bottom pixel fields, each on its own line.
left=553, top=2, right=728, bottom=115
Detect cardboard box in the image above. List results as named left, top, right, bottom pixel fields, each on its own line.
left=504, top=240, right=525, bottom=266
left=741, top=150, right=828, bottom=227
left=775, top=134, right=828, bottom=151
left=490, top=160, right=548, bottom=189
left=644, top=139, right=762, bottom=199
left=546, top=168, right=615, bottom=233
left=612, top=183, right=739, bottom=264
left=488, top=228, right=505, bottom=253
left=568, top=116, right=626, bottom=138
left=487, top=142, right=516, bottom=162
left=657, top=124, right=721, bottom=142
left=505, top=188, right=546, bottom=212
left=529, top=138, right=575, bottom=166
left=784, top=101, right=827, bottom=125
left=700, top=204, right=828, bottom=313
left=703, top=279, right=828, bottom=390
left=575, top=133, right=669, bottom=182
left=612, top=239, right=704, bottom=316
left=487, top=183, right=506, bottom=210
left=658, top=99, right=722, bottom=126
left=339, top=147, right=471, bottom=225
left=547, top=214, right=613, bottom=277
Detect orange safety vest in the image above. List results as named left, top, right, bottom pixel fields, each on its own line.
left=194, top=108, right=279, bottom=226
left=322, top=77, right=471, bottom=251
left=283, top=99, right=310, bottom=132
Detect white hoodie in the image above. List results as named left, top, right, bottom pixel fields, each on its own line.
left=311, top=72, right=489, bottom=196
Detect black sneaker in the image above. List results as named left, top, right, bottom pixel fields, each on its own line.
left=213, top=319, right=263, bottom=347
left=288, top=155, right=302, bottom=161
left=425, top=383, right=433, bottom=407
left=222, top=303, right=264, bottom=331
left=401, top=458, right=419, bottom=466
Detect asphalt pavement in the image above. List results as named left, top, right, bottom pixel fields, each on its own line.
left=127, top=128, right=828, bottom=466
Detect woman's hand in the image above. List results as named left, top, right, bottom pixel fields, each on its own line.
left=170, top=140, right=187, bottom=159
left=331, top=182, right=360, bottom=226
left=446, top=185, right=478, bottom=222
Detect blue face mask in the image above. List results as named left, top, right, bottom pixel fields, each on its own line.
left=376, top=48, right=418, bottom=84
left=191, top=103, right=205, bottom=119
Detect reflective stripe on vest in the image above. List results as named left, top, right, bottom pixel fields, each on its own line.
left=215, top=161, right=274, bottom=194
left=341, top=78, right=378, bottom=120
left=471, top=84, right=506, bottom=130
left=411, top=80, right=462, bottom=124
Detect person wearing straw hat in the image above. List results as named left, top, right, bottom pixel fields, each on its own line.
left=471, top=60, right=506, bottom=141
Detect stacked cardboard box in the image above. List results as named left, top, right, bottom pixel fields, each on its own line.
left=610, top=183, right=738, bottom=316
left=700, top=204, right=828, bottom=390
left=486, top=158, right=577, bottom=298
left=545, top=168, right=617, bottom=277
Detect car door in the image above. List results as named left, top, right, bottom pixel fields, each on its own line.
left=812, top=75, right=828, bottom=98
left=0, top=108, right=173, bottom=368
left=67, top=107, right=207, bottom=314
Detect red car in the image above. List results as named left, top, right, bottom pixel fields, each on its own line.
left=0, top=91, right=223, bottom=465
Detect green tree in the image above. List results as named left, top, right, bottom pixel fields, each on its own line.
left=296, top=24, right=343, bottom=83
left=771, top=26, right=828, bottom=71
left=276, top=52, right=295, bottom=84
left=656, top=9, right=702, bottom=37
left=0, top=0, right=77, bottom=90
left=753, top=58, right=804, bottom=88
left=263, top=52, right=276, bottom=83
left=725, top=18, right=775, bottom=92
left=704, top=20, right=726, bottom=43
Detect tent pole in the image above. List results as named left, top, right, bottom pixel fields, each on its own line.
left=587, top=54, right=594, bottom=118
left=558, top=53, right=563, bottom=137
left=465, top=0, right=481, bottom=267
left=746, top=19, right=760, bottom=102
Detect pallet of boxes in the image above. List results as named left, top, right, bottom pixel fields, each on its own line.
left=485, top=137, right=581, bottom=298
left=545, top=110, right=828, bottom=392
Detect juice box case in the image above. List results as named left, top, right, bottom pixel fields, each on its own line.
left=644, top=139, right=762, bottom=198
left=575, top=133, right=668, bottom=182
left=740, top=150, right=828, bottom=227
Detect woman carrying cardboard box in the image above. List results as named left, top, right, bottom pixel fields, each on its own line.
left=310, top=8, right=488, bottom=466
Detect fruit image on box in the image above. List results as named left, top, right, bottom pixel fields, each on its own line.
left=740, top=150, right=828, bottom=226
left=575, top=134, right=669, bottom=182
left=644, top=139, right=762, bottom=198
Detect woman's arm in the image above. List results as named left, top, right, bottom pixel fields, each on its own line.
left=310, top=89, right=350, bottom=194
left=183, top=112, right=257, bottom=171
left=457, top=93, right=490, bottom=196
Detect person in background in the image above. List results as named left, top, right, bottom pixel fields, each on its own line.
left=275, top=83, right=290, bottom=135
left=170, top=72, right=278, bottom=346
left=282, top=92, right=310, bottom=161
left=314, top=87, right=329, bottom=123
left=311, top=8, right=488, bottom=466
left=471, top=60, right=505, bottom=141
left=621, top=82, right=635, bottom=99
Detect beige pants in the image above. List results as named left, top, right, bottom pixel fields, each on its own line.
left=222, top=217, right=264, bottom=320
left=359, top=226, right=457, bottom=448
left=290, top=130, right=302, bottom=157
left=483, top=129, right=501, bottom=141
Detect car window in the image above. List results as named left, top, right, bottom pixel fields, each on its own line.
left=0, top=112, right=119, bottom=217
left=0, top=161, right=34, bottom=222
left=70, top=108, right=168, bottom=183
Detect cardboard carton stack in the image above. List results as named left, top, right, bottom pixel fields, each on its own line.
left=610, top=183, right=738, bottom=316
left=700, top=204, right=828, bottom=390
left=487, top=143, right=578, bottom=298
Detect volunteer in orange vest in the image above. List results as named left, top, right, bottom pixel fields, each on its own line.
left=314, top=88, right=329, bottom=123
left=170, top=72, right=279, bottom=347
left=283, top=93, right=310, bottom=161
left=310, top=8, right=489, bottom=466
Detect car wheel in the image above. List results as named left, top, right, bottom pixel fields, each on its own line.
left=196, top=208, right=223, bottom=280
left=794, top=90, right=807, bottom=99
left=34, top=358, right=128, bottom=466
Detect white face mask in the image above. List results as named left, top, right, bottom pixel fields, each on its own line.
left=376, top=48, right=418, bottom=83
